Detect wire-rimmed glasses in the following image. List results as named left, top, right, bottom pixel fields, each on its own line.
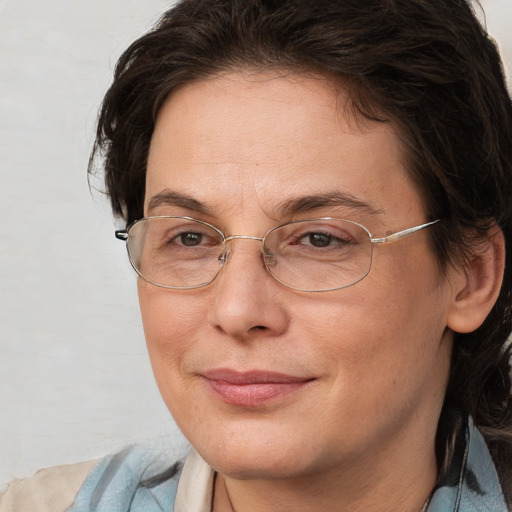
left=115, top=216, right=440, bottom=292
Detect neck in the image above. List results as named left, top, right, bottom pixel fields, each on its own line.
left=213, top=439, right=437, bottom=512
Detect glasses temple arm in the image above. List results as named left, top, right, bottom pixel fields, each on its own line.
left=370, top=219, right=440, bottom=244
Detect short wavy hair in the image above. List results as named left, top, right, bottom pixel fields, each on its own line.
left=90, top=0, right=512, bottom=501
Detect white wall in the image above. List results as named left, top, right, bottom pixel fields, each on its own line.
left=0, top=0, right=188, bottom=490
left=1, top=0, right=511, bottom=491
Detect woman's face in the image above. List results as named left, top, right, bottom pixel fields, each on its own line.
left=139, top=71, right=455, bottom=480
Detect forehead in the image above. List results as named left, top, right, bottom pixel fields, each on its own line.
left=146, top=70, right=424, bottom=224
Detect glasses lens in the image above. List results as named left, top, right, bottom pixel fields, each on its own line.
left=264, top=219, right=372, bottom=291
left=126, top=217, right=224, bottom=288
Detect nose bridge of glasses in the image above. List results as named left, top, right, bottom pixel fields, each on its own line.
left=220, top=235, right=276, bottom=266
left=223, top=235, right=264, bottom=243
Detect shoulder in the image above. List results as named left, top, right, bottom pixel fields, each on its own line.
left=68, top=445, right=182, bottom=511
left=0, top=447, right=186, bottom=512
left=0, top=458, right=98, bottom=512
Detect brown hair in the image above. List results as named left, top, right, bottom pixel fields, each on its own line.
left=90, top=0, right=512, bottom=501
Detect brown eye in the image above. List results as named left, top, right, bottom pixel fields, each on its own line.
left=178, top=232, right=204, bottom=246
left=307, top=233, right=335, bottom=247
left=297, top=231, right=352, bottom=249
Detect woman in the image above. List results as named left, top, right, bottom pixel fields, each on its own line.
left=2, top=0, right=511, bottom=510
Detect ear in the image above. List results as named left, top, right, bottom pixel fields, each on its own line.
left=447, top=226, right=505, bottom=334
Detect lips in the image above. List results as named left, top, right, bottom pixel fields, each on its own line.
left=201, top=369, right=313, bottom=407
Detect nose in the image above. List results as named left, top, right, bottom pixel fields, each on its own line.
left=208, top=238, right=289, bottom=341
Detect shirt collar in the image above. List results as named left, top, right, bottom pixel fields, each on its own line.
left=174, top=447, right=215, bottom=512
left=427, top=415, right=507, bottom=512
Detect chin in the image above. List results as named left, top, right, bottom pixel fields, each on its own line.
left=186, top=419, right=326, bottom=480
left=206, top=449, right=308, bottom=481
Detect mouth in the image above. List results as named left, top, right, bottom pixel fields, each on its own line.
left=201, top=369, right=315, bottom=407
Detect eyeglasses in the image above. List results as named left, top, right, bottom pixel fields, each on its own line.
left=115, top=216, right=440, bottom=292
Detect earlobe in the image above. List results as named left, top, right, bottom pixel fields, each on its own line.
left=446, top=227, right=505, bottom=334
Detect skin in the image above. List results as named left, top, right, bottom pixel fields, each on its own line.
left=138, top=70, right=473, bottom=511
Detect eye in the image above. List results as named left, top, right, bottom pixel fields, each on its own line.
left=303, top=232, right=344, bottom=248
left=175, top=231, right=205, bottom=247
left=296, top=230, right=353, bottom=249
left=154, top=224, right=222, bottom=250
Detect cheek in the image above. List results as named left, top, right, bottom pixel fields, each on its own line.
left=298, top=257, right=451, bottom=398
left=137, top=281, right=217, bottom=440
left=137, top=280, right=206, bottom=395
left=139, top=278, right=205, bottom=338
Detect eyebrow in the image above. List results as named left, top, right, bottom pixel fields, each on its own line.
left=147, top=190, right=213, bottom=216
left=279, top=192, right=384, bottom=217
left=147, top=189, right=383, bottom=218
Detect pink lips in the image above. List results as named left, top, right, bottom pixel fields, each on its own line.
left=202, top=369, right=313, bottom=407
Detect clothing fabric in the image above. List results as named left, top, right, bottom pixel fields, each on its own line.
left=0, top=459, right=97, bottom=512
left=1, top=416, right=508, bottom=511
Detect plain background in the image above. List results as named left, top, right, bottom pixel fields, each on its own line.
left=1, top=0, right=511, bottom=491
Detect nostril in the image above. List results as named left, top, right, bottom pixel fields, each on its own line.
left=251, top=325, right=267, bottom=331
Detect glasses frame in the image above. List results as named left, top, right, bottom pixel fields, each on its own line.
left=115, top=216, right=440, bottom=292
